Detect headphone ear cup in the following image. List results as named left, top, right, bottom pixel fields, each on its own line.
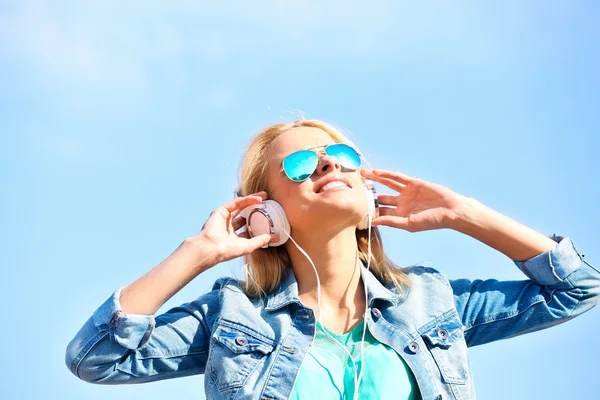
left=358, top=180, right=378, bottom=230
left=262, top=200, right=290, bottom=246
left=240, top=200, right=290, bottom=247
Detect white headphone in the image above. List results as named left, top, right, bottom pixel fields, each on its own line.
left=238, top=180, right=379, bottom=247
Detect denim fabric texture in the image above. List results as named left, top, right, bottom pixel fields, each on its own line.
left=65, top=234, right=600, bottom=400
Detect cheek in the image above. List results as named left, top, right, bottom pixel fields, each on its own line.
left=274, top=186, right=313, bottom=223
left=272, top=181, right=307, bottom=206
left=346, top=186, right=369, bottom=210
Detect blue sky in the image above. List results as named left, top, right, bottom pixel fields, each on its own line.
left=1, top=1, right=599, bottom=399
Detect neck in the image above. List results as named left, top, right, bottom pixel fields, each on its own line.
left=285, top=226, right=366, bottom=319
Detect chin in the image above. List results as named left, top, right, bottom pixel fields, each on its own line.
left=309, top=195, right=365, bottom=227
left=284, top=189, right=367, bottom=231
left=326, top=187, right=366, bottom=211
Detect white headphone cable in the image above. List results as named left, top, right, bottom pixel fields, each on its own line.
left=279, top=204, right=373, bottom=400
left=280, top=226, right=364, bottom=397
left=354, top=208, right=372, bottom=399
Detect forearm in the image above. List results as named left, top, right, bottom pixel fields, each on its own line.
left=120, top=238, right=218, bottom=315
left=450, top=197, right=559, bottom=262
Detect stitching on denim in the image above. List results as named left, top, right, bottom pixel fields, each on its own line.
left=376, top=307, right=420, bottom=339
left=583, top=258, right=600, bottom=274
left=413, top=309, right=462, bottom=338
left=518, top=261, right=542, bottom=285
left=137, top=315, right=155, bottom=349
left=463, top=293, right=546, bottom=333
left=463, top=267, right=583, bottom=332
left=136, top=349, right=209, bottom=360
left=115, top=364, right=206, bottom=381
left=203, top=289, right=221, bottom=344
left=73, top=331, right=109, bottom=379
left=230, top=349, right=266, bottom=393
left=259, top=313, right=298, bottom=400
left=217, top=319, right=276, bottom=346
left=563, top=274, right=585, bottom=319
left=547, top=248, right=564, bottom=283
left=207, top=335, right=266, bottom=391
left=449, top=378, right=467, bottom=400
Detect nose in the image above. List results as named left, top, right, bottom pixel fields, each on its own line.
left=315, top=154, right=342, bottom=176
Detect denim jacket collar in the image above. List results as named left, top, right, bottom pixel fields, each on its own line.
left=264, top=258, right=404, bottom=311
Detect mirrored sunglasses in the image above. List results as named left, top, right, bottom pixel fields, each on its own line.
left=282, top=143, right=362, bottom=182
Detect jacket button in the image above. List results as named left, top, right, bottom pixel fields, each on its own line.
left=296, top=309, right=310, bottom=319
left=235, top=336, right=248, bottom=346
left=408, top=341, right=420, bottom=353
left=371, top=307, right=382, bottom=319
left=437, top=327, right=449, bottom=340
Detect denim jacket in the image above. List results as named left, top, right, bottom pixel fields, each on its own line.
left=65, top=234, right=600, bottom=400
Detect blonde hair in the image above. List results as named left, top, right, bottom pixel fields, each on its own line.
left=237, top=119, right=412, bottom=299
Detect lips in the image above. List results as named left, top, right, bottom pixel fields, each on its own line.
left=316, top=175, right=352, bottom=193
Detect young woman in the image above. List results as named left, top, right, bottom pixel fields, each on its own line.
left=65, top=119, right=599, bottom=400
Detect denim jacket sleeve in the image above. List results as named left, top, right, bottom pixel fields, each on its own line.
left=65, top=282, right=222, bottom=384
left=450, top=234, right=600, bottom=347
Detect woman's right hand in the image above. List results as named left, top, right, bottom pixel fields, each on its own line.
left=189, top=191, right=279, bottom=265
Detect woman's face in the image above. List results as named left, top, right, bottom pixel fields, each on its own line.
left=265, top=126, right=368, bottom=235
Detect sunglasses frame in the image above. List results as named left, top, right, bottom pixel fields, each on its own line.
left=281, top=143, right=363, bottom=183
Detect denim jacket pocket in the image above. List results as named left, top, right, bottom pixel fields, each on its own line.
left=420, top=314, right=468, bottom=385
left=208, top=322, right=276, bottom=391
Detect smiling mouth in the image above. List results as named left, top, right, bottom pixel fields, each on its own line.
left=317, top=181, right=351, bottom=193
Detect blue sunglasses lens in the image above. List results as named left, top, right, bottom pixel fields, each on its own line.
left=282, top=144, right=362, bottom=182
left=282, top=150, right=319, bottom=182
left=326, top=144, right=361, bottom=170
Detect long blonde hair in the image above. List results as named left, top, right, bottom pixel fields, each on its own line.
left=237, top=119, right=412, bottom=299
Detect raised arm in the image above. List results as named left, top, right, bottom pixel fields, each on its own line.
left=65, top=192, right=278, bottom=384
left=448, top=196, right=599, bottom=346
left=360, top=168, right=600, bottom=347
left=450, top=233, right=599, bottom=347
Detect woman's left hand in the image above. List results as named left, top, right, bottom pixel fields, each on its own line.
left=360, top=168, right=469, bottom=232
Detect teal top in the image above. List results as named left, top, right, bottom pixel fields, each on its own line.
left=290, top=318, right=422, bottom=400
